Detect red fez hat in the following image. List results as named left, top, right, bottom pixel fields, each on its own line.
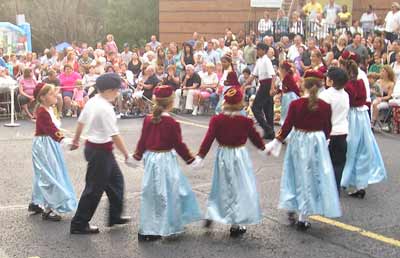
left=224, top=71, right=240, bottom=87
left=33, top=82, right=46, bottom=99
left=304, top=69, right=325, bottom=80
left=153, top=85, right=173, bottom=99
left=224, top=86, right=243, bottom=105
left=280, top=61, right=292, bottom=72
left=341, top=50, right=351, bottom=60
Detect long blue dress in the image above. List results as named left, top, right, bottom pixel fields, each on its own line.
left=31, top=108, right=77, bottom=213
left=139, top=150, right=202, bottom=236
left=279, top=129, right=342, bottom=218
left=341, top=107, right=387, bottom=189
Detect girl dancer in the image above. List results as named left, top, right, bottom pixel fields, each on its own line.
left=133, top=85, right=202, bottom=241
left=29, top=83, right=77, bottom=221
left=193, top=87, right=266, bottom=237
left=266, top=70, right=341, bottom=230
left=340, top=58, right=387, bottom=198
left=277, top=61, right=300, bottom=126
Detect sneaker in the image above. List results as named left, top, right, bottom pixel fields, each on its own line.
left=138, top=233, right=162, bottom=242
left=192, top=106, right=198, bottom=116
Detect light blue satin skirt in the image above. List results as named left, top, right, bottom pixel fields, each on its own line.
left=215, top=86, right=231, bottom=115
left=206, top=146, right=262, bottom=225
left=279, top=130, right=342, bottom=218
left=139, top=151, right=202, bottom=236
left=341, top=108, right=387, bottom=189
left=31, top=136, right=77, bottom=213
left=280, top=92, right=299, bottom=126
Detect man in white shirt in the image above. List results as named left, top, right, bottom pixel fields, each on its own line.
left=245, top=43, right=276, bottom=139
left=384, top=2, right=400, bottom=42
left=287, top=35, right=306, bottom=61
left=360, top=6, right=378, bottom=37
left=258, top=11, right=274, bottom=40
left=323, top=0, right=341, bottom=34
left=70, top=73, right=131, bottom=234
left=120, top=43, right=133, bottom=66
left=319, top=67, right=350, bottom=192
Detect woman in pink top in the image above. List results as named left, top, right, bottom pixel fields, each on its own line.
left=59, top=64, right=81, bottom=117
left=17, top=68, right=37, bottom=121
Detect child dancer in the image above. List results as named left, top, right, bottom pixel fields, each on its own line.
left=70, top=73, right=131, bottom=234
left=29, top=83, right=77, bottom=221
left=266, top=70, right=341, bottom=230
left=277, top=61, right=300, bottom=126
left=319, top=67, right=350, bottom=193
left=193, top=87, right=266, bottom=237
left=133, top=85, right=201, bottom=241
left=340, top=59, right=387, bottom=198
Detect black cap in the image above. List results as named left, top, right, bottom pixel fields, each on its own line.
left=256, top=43, right=268, bottom=51
left=96, top=73, right=121, bottom=92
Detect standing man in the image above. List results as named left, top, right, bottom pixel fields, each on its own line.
left=384, top=3, right=400, bottom=42
left=245, top=43, right=276, bottom=139
left=148, top=35, right=161, bottom=51
left=323, top=0, right=341, bottom=35
left=243, top=35, right=256, bottom=71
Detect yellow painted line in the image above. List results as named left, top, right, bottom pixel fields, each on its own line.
left=310, top=216, right=400, bottom=248
left=178, top=118, right=400, bottom=248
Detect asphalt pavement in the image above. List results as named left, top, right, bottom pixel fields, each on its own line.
left=0, top=115, right=399, bottom=258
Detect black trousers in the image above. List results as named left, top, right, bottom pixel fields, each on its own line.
left=71, top=146, right=124, bottom=228
left=251, top=79, right=274, bottom=136
left=328, top=135, right=347, bottom=192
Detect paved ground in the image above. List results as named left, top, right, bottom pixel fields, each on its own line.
left=0, top=115, right=399, bottom=258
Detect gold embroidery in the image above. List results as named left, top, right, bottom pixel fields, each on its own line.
left=225, top=88, right=237, bottom=97
left=55, top=131, right=64, bottom=139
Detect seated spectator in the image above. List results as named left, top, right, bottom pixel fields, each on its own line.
left=332, top=35, right=348, bottom=59
left=155, top=65, right=166, bottom=81
left=173, top=64, right=201, bottom=113
left=194, top=62, right=219, bottom=114
left=17, top=68, right=37, bottom=121
left=128, top=51, right=142, bottom=78
left=43, top=69, right=63, bottom=115
left=181, top=43, right=195, bottom=70
left=162, top=64, right=180, bottom=90
left=369, top=53, right=384, bottom=73
left=371, top=65, right=395, bottom=126
left=368, top=72, right=382, bottom=102
left=59, top=64, right=82, bottom=117
left=78, top=49, right=93, bottom=73
left=239, top=68, right=257, bottom=101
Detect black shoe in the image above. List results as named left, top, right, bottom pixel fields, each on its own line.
left=296, top=221, right=311, bottom=231
left=287, top=212, right=297, bottom=225
left=70, top=224, right=100, bottom=234
left=28, top=203, right=43, bottom=214
left=203, top=219, right=213, bottom=228
left=42, top=210, right=62, bottom=222
left=138, top=233, right=162, bottom=242
left=230, top=225, right=247, bottom=237
left=108, top=216, right=131, bottom=227
left=348, top=189, right=366, bottom=199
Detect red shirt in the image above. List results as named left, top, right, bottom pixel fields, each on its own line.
left=198, top=114, right=265, bottom=158
left=134, top=115, right=194, bottom=164
left=276, top=98, right=332, bottom=142
left=345, top=79, right=366, bottom=107
left=35, top=107, right=64, bottom=142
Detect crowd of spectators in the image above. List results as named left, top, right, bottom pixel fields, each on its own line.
left=0, top=1, right=399, bottom=131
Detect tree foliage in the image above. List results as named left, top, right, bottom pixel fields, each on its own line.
left=0, top=0, right=158, bottom=51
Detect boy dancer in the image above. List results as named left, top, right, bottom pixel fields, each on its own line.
left=70, top=73, right=131, bottom=234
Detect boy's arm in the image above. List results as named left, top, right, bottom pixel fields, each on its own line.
left=71, top=122, right=85, bottom=150
left=112, top=134, right=129, bottom=160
